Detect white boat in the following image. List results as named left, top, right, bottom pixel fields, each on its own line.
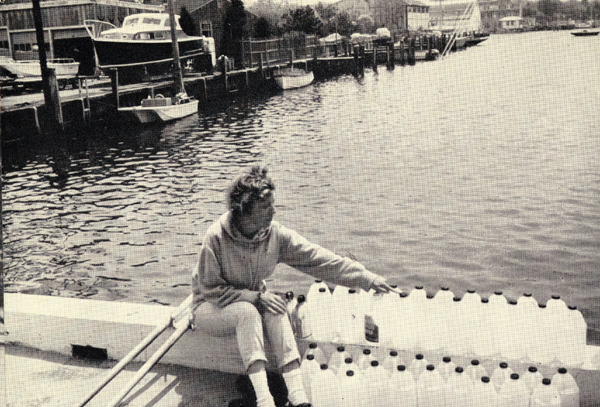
left=273, top=68, right=314, bottom=90
left=0, top=56, right=79, bottom=78
left=119, top=92, right=198, bottom=123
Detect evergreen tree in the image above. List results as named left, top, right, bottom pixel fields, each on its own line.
left=282, top=6, right=323, bottom=35
left=254, top=17, right=273, bottom=38
left=222, top=0, right=247, bottom=65
left=179, top=7, right=198, bottom=36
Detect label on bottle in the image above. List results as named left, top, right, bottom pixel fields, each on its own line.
left=365, top=314, right=379, bottom=343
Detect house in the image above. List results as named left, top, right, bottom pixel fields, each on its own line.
left=499, top=15, right=524, bottom=31
left=428, top=2, right=482, bottom=33
left=406, top=1, right=431, bottom=31
left=478, top=0, right=522, bottom=32
left=333, top=0, right=429, bottom=34
left=175, top=0, right=258, bottom=56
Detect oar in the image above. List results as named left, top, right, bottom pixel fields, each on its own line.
left=76, top=294, right=193, bottom=407
left=106, top=315, right=192, bottom=407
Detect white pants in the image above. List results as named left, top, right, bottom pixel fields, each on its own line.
left=194, top=301, right=301, bottom=371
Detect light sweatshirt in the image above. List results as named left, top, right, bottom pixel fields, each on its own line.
left=192, top=212, right=378, bottom=307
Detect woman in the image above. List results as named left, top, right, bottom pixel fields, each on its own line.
left=192, top=165, right=393, bottom=407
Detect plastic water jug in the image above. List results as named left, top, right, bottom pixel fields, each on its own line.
left=309, top=287, right=335, bottom=342
left=503, top=300, right=526, bottom=361
left=417, top=364, right=446, bottom=407
left=425, top=287, right=454, bottom=352
left=445, top=366, right=474, bottom=407
left=473, top=376, right=499, bottom=407
left=363, top=361, right=392, bottom=407
left=285, top=291, right=298, bottom=329
left=364, top=291, right=385, bottom=344
left=557, top=306, right=587, bottom=367
left=522, top=366, right=543, bottom=394
left=310, top=364, right=338, bottom=407
left=408, top=353, right=428, bottom=380
left=531, top=378, right=561, bottom=407
left=392, top=292, right=418, bottom=351
left=329, top=345, right=352, bottom=375
left=357, top=348, right=375, bottom=372
left=498, top=373, right=529, bottom=407
left=303, top=342, right=328, bottom=365
left=407, top=286, right=428, bottom=350
left=389, top=365, right=417, bottom=407
left=462, top=289, right=483, bottom=355
left=516, top=293, right=539, bottom=360
left=465, top=359, right=487, bottom=384
left=473, top=297, right=497, bottom=359
left=491, top=362, right=514, bottom=392
left=551, top=368, right=579, bottom=407
left=447, top=296, right=472, bottom=356
left=301, top=354, right=321, bottom=403
left=546, top=295, right=569, bottom=363
left=294, top=295, right=312, bottom=340
left=331, top=286, right=366, bottom=344
left=529, top=304, right=555, bottom=365
left=437, top=356, right=457, bottom=382
left=336, top=357, right=360, bottom=380
left=338, top=369, right=362, bottom=407
left=307, top=280, right=329, bottom=303
left=488, top=292, right=513, bottom=360
left=382, top=350, right=401, bottom=375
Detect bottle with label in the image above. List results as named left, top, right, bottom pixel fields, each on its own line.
left=301, top=354, right=321, bottom=403
left=408, top=353, right=428, bottom=381
left=310, top=364, right=338, bottom=407
left=551, top=368, right=579, bottom=407
left=445, top=366, right=474, bottom=407
left=364, top=291, right=385, bottom=344
left=491, top=362, right=514, bottom=392
left=465, top=359, right=487, bottom=385
left=530, top=378, right=561, bottom=407
left=389, top=365, right=417, bottom=407
left=522, top=366, right=543, bottom=395
left=498, top=373, right=529, bottom=407
left=437, top=356, right=457, bottom=382
left=417, top=364, right=446, bottom=407
left=473, top=376, right=499, bottom=407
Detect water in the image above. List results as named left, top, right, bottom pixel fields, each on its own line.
left=2, top=31, right=599, bottom=344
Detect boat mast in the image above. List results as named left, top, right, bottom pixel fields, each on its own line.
left=167, top=0, right=185, bottom=95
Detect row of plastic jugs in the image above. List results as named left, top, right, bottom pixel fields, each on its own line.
left=301, top=346, right=580, bottom=407
left=287, top=281, right=588, bottom=367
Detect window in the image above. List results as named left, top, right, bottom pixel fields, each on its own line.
left=200, top=22, right=212, bottom=37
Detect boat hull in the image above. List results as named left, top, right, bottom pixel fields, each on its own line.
left=0, top=58, right=79, bottom=78
left=571, top=30, right=599, bottom=36
left=274, top=70, right=314, bottom=90
left=119, top=99, right=199, bottom=123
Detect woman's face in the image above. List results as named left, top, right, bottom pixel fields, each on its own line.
left=247, top=192, right=276, bottom=230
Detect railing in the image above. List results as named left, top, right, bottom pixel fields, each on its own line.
left=241, top=35, right=320, bottom=68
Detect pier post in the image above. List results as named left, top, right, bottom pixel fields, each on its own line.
left=259, top=53, right=264, bottom=79
left=372, top=46, right=377, bottom=72
left=353, top=45, right=359, bottom=76
left=289, top=48, right=294, bottom=68
left=110, top=69, right=120, bottom=110
left=388, top=42, right=395, bottom=69
left=222, top=56, right=229, bottom=92
left=359, top=45, right=365, bottom=73
left=410, top=38, right=416, bottom=64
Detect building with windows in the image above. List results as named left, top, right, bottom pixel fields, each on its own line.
left=406, top=1, right=430, bottom=31
left=478, top=0, right=522, bottom=32
left=333, top=0, right=430, bottom=34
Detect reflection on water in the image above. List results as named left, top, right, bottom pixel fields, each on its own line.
left=2, top=31, right=600, bottom=343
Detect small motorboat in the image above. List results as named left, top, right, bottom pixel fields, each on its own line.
left=273, top=67, right=314, bottom=90
left=119, top=92, right=198, bottom=123
left=0, top=56, right=79, bottom=78
left=571, top=29, right=599, bottom=36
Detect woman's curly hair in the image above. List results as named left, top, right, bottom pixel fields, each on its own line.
left=227, top=165, right=275, bottom=216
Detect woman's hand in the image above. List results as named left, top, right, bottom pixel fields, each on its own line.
left=370, top=275, right=396, bottom=294
left=258, top=291, right=287, bottom=314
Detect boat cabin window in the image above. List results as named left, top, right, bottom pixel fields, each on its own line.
left=134, top=32, right=156, bottom=40
left=142, top=17, right=162, bottom=25
left=125, top=18, right=139, bottom=26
